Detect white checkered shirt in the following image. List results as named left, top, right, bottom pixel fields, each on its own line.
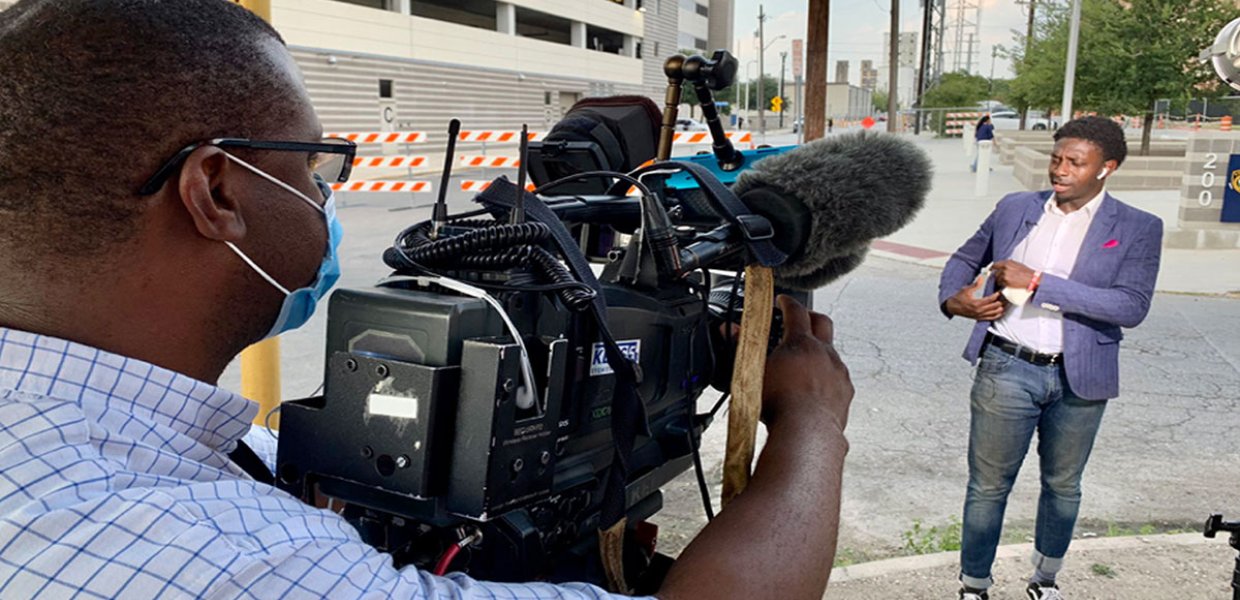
left=0, top=328, right=643, bottom=599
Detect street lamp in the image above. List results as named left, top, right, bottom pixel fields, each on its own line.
left=764, top=34, right=787, bottom=51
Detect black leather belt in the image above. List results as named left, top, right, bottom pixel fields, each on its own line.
left=985, top=333, right=1063, bottom=366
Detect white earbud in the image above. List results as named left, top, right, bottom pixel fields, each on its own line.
left=1097, top=168, right=1109, bottom=180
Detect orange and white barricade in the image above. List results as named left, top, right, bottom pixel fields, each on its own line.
left=672, top=131, right=753, bottom=144
left=458, top=155, right=522, bottom=168
left=351, top=155, right=429, bottom=169
left=460, top=180, right=536, bottom=193
left=457, top=130, right=547, bottom=143
left=327, top=131, right=427, bottom=144
left=330, top=180, right=432, bottom=193
left=945, top=112, right=984, bottom=137
left=1223, top=116, right=1233, bottom=132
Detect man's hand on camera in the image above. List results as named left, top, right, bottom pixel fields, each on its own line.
left=659, top=294, right=852, bottom=600
left=945, top=274, right=1006, bottom=321
left=761, top=295, right=853, bottom=433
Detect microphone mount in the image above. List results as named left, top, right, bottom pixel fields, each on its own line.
left=659, top=50, right=744, bottom=171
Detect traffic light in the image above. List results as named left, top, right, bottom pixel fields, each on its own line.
left=771, top=96, right=784, bottom=113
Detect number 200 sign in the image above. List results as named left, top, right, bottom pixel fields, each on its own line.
left=1201, top=153, right=1218, bottom=207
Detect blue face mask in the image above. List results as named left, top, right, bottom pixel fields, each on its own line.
left=221, top=152, right=343, bottom=339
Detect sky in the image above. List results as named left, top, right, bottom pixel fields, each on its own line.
left=729, top=0, right=1032, bottom=84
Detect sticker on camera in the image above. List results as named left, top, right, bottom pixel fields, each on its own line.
left=590, top=340, right=641, bottom=376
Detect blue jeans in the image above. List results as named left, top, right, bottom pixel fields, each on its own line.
left=959, top=344, right=1108, bottom=589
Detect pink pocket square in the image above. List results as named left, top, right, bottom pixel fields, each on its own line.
left=1103, top=239, right=1119, bottom=249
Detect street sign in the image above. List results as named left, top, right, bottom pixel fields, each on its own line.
left=792, top=39, right=804, bottom=78
left=862, top=116, right=876, bottom=129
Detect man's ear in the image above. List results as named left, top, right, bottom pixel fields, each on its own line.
left=177, top=146, right=246, bottom=242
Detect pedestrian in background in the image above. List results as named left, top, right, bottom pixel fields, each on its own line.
left=971, top=115, right=997, bottom=172
left=938, top=117, right=1163, bottom=600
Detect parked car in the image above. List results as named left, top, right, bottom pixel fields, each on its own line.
left=676, top=118, right=708, bottom=131
left=989, top=110, right=1057, bottom=130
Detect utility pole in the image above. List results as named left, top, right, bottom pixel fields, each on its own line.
left=1061, top=0, right=1081, bottom=123
left=1019, top=0, right=1035, bottom=130
left=758, top=4, right=767, bottom=139
left=779, top=51, right=787, bottom=128
left=988, top=46, right=996, bottom=96
left=887, top=0, right=899, bottom=133
left=916, top=0, right=933, bottom=135
left=805, top=0, right=829, bottom=141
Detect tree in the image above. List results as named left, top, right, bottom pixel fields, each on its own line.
left=915, top=72, right=992, bottom=134
left=872, top=90, right=888, bottom=112
left=1006, top=0, right=1237, bottom=155
left=1003, top=2, right=1072, bottom=129
left=1085, top=0, right=1235, bottom=154
left=921, top=72, right=992, bottom=109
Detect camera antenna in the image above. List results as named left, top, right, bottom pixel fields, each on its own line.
left=511, top=124, right=529, bottom=224
left=431, top=118, right=461, bottom=239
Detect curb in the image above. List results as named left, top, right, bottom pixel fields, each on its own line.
left=828, top=533, right=1215, bottom=583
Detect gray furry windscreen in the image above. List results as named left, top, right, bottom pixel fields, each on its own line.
left=733, top=132, right=932, bottom=289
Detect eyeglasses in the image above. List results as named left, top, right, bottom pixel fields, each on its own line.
left=138, top=137, right=357, bottom=196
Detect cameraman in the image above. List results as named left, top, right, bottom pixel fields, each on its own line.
left=0, top=1, right=853, bottom=599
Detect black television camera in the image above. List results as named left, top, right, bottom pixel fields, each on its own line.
left=275, top=51, right=799, bottom=592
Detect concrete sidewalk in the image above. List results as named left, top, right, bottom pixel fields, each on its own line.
left=825, top=533, right=1238, bottom=599
left=872, top=136, right=1240, bottom=296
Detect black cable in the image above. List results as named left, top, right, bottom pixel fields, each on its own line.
left=532, top=170, right=655, bottom=199
left=707, top=393, right=730, bottom=421
left=468, top=280, right=597, bottom=296
left=687, top=427, right=715, bottom=521
left=725, top=268, right=743, bottom=346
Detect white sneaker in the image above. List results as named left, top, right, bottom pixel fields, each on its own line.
left=1026, top=582, right=1064, bottom=599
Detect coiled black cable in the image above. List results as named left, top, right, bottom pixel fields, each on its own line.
left=384, top=217, right=595, bottom=313
left=413, top=223, right=550, bottom=265
left=386, top=221, right=551, bottom=270
left=528, top=246, right=594, bottom=312
left=455, top=246, right=533, bottom=270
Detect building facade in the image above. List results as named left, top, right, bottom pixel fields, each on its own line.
left=781, top=80, right=872, bottom=121
left=878, top=31, right=919, bottom=109
left=834, top=60, right=849, bottom=84
left=259, top=0, right=730, bottom=145
left=881, top=31, right=920, bottom=68
left=860, top=59, right=877, bottom=91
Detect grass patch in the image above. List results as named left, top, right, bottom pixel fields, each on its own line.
left=902, top=518, right=963, bottom=555
left=1090, top=563, right=1117, bottom=578
left=833, top=547, right=864, bottom=568
left=1076, top=518, right=1200, bottom=539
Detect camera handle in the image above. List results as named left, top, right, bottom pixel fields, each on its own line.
left=658, top=55, right=687, bottom=162
left=1204, top=514, right=1240, bottom=600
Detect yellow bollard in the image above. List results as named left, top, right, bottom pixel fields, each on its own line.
left=231, top=0, right=271, bottom=18
left=233, top=0, right=280, bottom=429
left=242, top=338, right=281, bottom=429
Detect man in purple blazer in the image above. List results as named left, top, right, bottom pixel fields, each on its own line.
left=938, top=117, right=1163, bottom=600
